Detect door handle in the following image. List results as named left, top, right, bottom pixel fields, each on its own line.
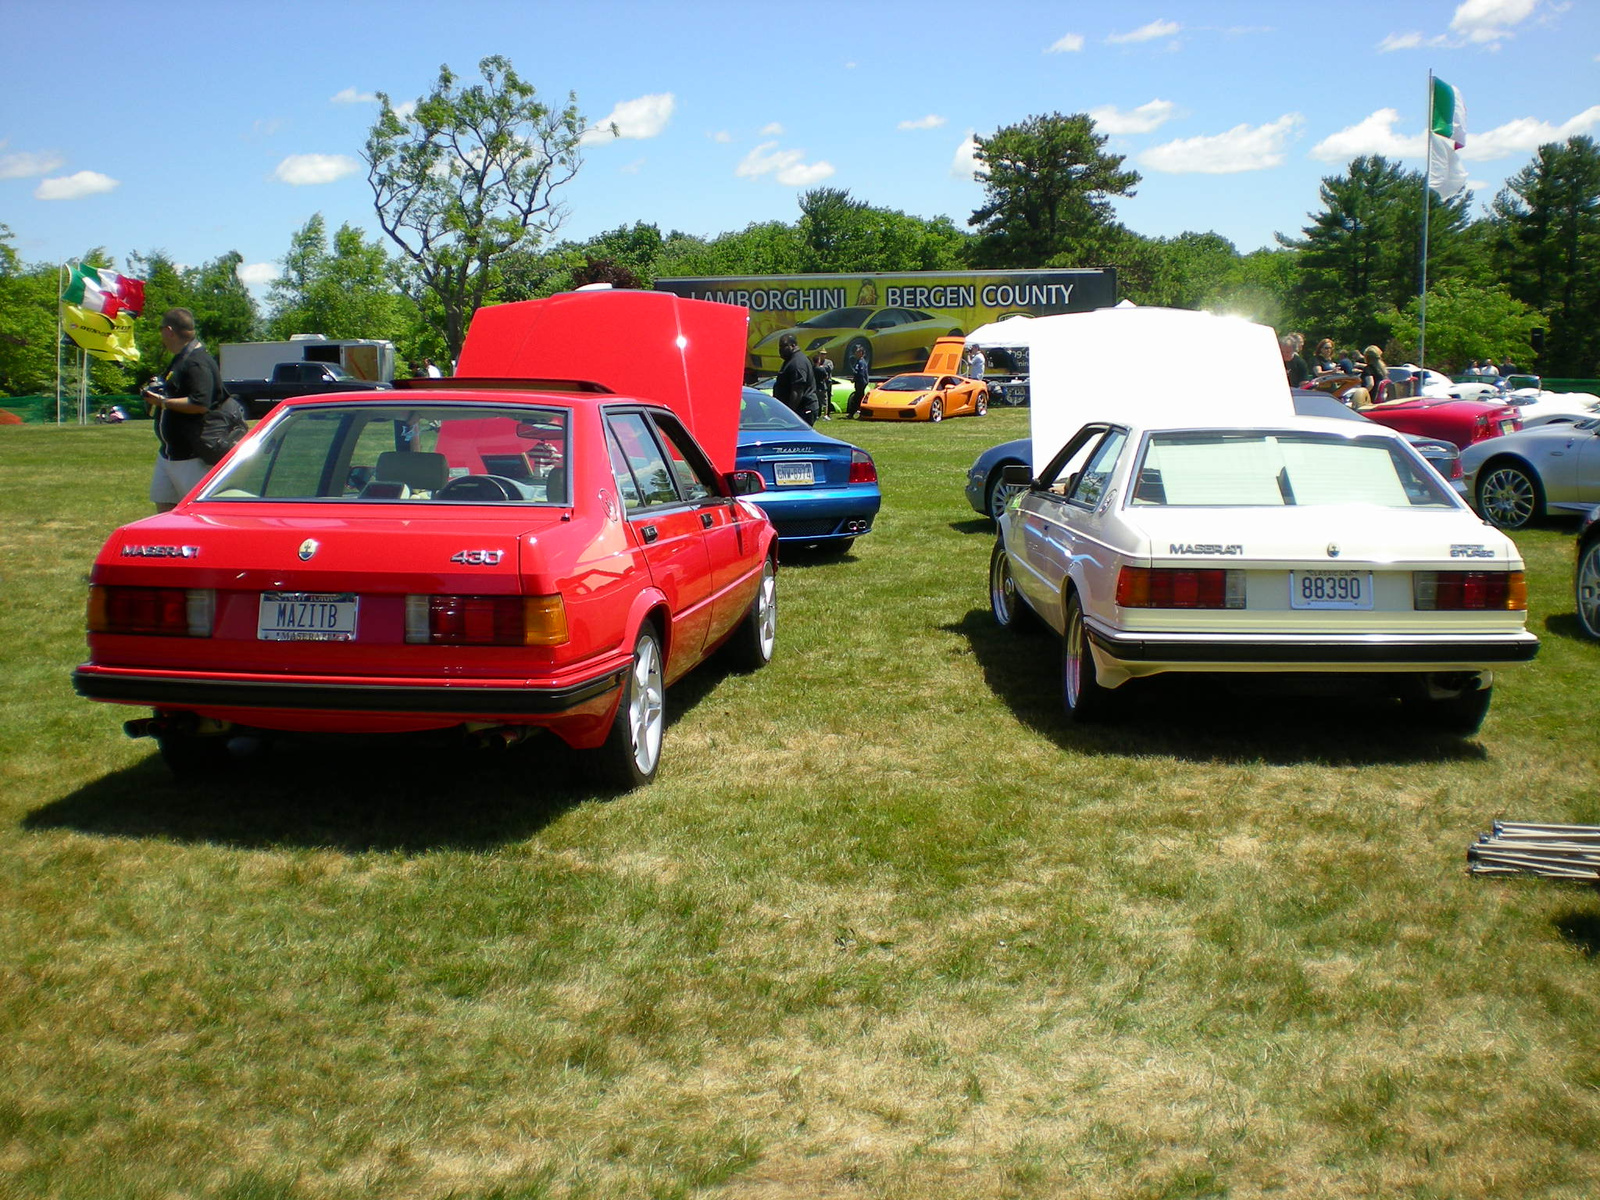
left=641, top=525, right=658, bottom=543
left=700, top=512, right=714, bottom=529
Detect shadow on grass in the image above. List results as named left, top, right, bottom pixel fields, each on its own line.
left=777, top=543, right=859, bottom=568
left=1542, top=612, right=1596, bottom=644
left=24, top=662, right=736, bottom=854
left=948, top=609, right=1492, bottom=767
left=1554, top=909, right=1600, bottom=958
left=948, top=517, right=993, bottom=537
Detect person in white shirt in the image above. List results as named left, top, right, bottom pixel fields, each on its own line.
left=967, top=346, right=985, bottom=380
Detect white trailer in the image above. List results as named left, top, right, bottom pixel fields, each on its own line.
left=219, top=336, right=396, bottom=383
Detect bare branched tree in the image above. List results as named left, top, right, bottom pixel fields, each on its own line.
left=365, top=56, right=583, bottom=361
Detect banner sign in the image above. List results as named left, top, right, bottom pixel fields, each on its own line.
left=655, top=268, right=1115, bottom=378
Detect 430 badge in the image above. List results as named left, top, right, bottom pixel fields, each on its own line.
left=451, top=549, right=505, bottom=565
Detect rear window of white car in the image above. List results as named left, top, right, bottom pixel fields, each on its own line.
left=1131, top=431, right=1455, bottom=508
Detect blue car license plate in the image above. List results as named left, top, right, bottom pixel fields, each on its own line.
left=258, top=592, right=359, bottom=641
left=774, top=461, right=814, bottom=486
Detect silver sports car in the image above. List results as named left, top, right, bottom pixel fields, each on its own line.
left=1461, top=416, right=1600, bottom=529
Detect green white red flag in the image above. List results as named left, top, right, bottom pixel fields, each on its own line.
left=1427, top=77, right=1468, bottom=203
left=60, top=263, right=145, bottom=319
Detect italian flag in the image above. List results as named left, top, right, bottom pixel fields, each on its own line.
left=60, top=263, right=146, bottom=319
left=1427, top=77, right=1468, bottom=203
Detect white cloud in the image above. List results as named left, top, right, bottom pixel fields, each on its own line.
left=34, top=171, right=119, bottom=200
left=1107, top=19, right=1180, bottom=44
left=844, top=61, right=857, bottom=69
left=393, top=100, right=417, bottom=121
left=898, top=114, right=947, bottom=131
left=950, top=131, right=984, bottom=180
left=620, top=158, right=645, bottom=175
left=1140, top=114, right=1302, bottom=173
left=761, top=122, right=784, bottom=136
left=236, top=262, right=280, bottom=286
left=248, top=118, right=283, bottom=138
left=1465, top=104, right=1600, bottom=159
left=734, top=141, right=834, bottom=187
left=331, top=87, right=378, bottom=104
left=711, top=130, right=733, bottom=143
left=1047, top=33, right=1084, bottom=53
left=1451, top=0, right=1537, bottom=43
left=274, top=154, right=361, bottom=185
left=1087, top=99, right=1176, bottom=135
left=579, top=93, right=676, bottom=146
left=1377, top=31, right=1425, bottom=51
left=1310, top=108, right=1422, bottom=161
left=0, top=149, right=65, bottom=179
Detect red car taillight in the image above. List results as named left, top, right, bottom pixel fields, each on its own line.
left=404, top=594, right=569, bottom=645
left=848, top=449, right=877, bottom=484
left=1116, top=567, right=1245, bottom=609
left=1414, top=571, right=1527, bottom=611
left=88, top=586, right=214, bottom=636
left=1469, top=411, right=1520, bottom=443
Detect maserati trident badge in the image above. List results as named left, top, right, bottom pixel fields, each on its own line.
left=298, top=538, right=319, bottom=562
left=1326, top=543, right=1341, bottom=559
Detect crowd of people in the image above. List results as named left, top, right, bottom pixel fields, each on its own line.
left=1279, top=329, right=1525, bottom=410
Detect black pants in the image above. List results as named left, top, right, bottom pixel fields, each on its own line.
left=847, top=383, right=866, bottom=417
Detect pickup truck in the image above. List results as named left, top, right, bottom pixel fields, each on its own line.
left=225, top=362, right=392, bottom=419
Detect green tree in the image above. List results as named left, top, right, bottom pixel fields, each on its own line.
left=1491, top=136, right=1600, bottom=376
left=365, top=55, right=584, bottom=361
left=0, top=226, right=61, bottom=396
left=967, top=113, right=1140, bottom=268
left=1279, top=155, right=1470, bottom=353
left=1381, top=280, right=1539, bottom=372
left=652, top=221, right=806, bottom=278
left=267, top=214, right=418, bottom=345
left=125, top=250, right=260, bottom=383
left=1111, top=229, right=1243, bottom=309
left=795, top=188, right=969, bottom=273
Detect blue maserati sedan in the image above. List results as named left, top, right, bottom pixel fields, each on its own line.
left=738, top=387, right=880, bottom=551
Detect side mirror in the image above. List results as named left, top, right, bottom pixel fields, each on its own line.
left=1000, top=464, right=1033, bottom=488
left=727, top=469, right=765, bottom=496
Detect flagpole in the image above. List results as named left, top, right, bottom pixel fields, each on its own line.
left=1419, top=70, right=1432, bottom=372
left=56, top=262, right=68, bottom=424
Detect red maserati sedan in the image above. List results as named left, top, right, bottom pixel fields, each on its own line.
left=73, top=291, right=779, bottom=790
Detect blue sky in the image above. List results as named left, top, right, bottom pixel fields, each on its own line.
left=3, top=0, right=1596, bottom=294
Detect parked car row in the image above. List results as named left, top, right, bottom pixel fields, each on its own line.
left=68, top=298, right=1592, bottom=791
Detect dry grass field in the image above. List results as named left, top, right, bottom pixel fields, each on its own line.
left=1, top=413, right=1597, bottom=1200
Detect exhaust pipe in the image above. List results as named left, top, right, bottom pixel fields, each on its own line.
left=465, top=726, right=533, bottom=752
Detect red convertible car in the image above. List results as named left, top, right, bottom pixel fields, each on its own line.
left=73, top=291, right=779, bottom=789
left=1303, top=376, right=1521, bottom=450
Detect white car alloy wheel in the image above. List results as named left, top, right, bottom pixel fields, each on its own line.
left=990, top=541, right=1022, bottom=629
left=1578, top=538, right=1600, bottom=639
left=1061, top=593, right=1112, bottom=721
left=930, top=397, right=943, bottom=422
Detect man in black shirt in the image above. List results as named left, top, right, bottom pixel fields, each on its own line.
left=143, top=307, right=224, bottom=512
left=773, top=334, right=817, bottom=425
left=1280, top=336, right=1309, bottom=387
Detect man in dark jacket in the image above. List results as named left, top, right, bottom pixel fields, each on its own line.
left=847, top=344, right=869, bottom=418
left=773, top=334, right=817, bottom=425
left=142, top=307, right=225, bottom=511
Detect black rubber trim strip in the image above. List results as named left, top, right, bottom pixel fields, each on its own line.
left=72, top=668, right=625, bottom=714
left=1085, top=629, right=1540, bottom=664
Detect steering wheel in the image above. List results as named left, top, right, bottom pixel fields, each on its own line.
left=436, top=474, right=522, bottom=501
